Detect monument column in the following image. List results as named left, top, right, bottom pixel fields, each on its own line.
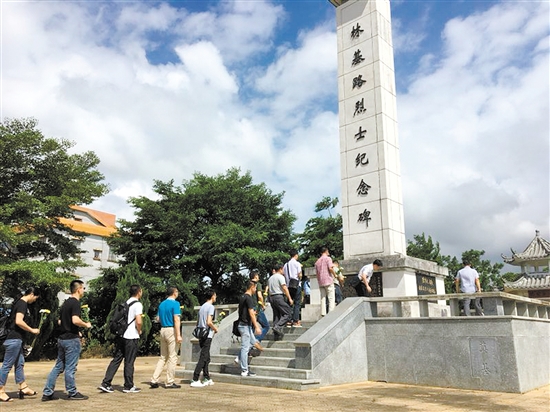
left=332, top=0, right=405, bottom=260
left=325, top=0, right=448, bottom=309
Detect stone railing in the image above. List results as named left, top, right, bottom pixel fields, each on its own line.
left=364, top=291, right=550, bottom=319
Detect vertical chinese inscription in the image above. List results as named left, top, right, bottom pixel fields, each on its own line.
left=355, top=126, right=366, bottom=141
left=350, top=23, right=364, bottom=39
left=356, top=179, right=371, bottom=196
left=469, top=338, right=500, bottom=378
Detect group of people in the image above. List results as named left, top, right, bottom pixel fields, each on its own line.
left=190, top=248, right=385, bottom=380
left=0, top=252, right=484, bottom=401
left=0, top=280, right=96, bottom=403
left=0, top=280, right=195, bottom=402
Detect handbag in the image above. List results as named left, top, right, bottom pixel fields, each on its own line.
left=289, top=278, right=300, bottom=289
left=232, top=319, right=241, bottom=337
left=192, top=326, right=209, bottom=340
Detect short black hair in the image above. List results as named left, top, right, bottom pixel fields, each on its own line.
left=249, top=269, right=260, bottom=281
left=70, top=280, right=84, bottom=294
left=289, top=249, right=298, bottom=257
left=204, top=289, right=216, bottom=300
left=272, top=263, right=283, bottom=272
left=166, top=286, right=178, bottom=297
left=373, top=259, right=383, bottom=267
left=129, top=284, right=141, bottom=297
left=24, top=286, right=40, bottom=297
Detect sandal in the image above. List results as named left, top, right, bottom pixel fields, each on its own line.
left=19, top=385, right=37, bottom=399
left=0, top=392, right=13, bottom=402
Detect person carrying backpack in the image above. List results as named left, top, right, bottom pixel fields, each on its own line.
left=0, top=287, right=41, bottom=402
left=98, top=285, right=143, bottom=394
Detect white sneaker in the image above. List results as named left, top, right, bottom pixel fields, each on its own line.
left=190, top=380, right=204, bottom=388
left=122, top=386, right=141, bottom=393
left=233, top=356, right=239, bottom=364
left=202, top=379, right=214, bottom=386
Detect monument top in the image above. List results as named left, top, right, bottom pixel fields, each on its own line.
left=328, top=0, right=349, bottom=7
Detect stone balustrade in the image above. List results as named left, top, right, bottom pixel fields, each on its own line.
left=363, top=291, right=550, bottom=319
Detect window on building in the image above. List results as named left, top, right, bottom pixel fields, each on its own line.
left=93, top=249, right=102, bottom=261
left=107, top=249, right=117, bottom=262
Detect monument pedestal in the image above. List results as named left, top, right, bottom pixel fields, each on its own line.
left=341, top=254, right=449, bottom=316
left=301, top=255, right=449, bottom=321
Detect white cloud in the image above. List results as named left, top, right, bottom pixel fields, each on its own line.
left=1, top=0, right=547, bottom=269
left=399, top=1, right=549, bottom=264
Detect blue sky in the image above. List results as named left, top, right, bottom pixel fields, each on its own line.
left=1, top=0, right=548, bottom=269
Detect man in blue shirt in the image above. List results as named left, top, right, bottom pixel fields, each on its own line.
left=149, top=287, right=182, bottom=389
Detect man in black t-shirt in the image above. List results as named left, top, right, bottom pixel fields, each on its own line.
left=0, top=287, right=40, bottom=402
left=236, top=281, right=261, bottom=377
left=42, top=280, right=91, bottom=401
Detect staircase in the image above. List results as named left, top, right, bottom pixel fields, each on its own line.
left=178, top=322, right=321, bottom=390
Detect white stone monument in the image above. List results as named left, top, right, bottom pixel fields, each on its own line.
left=327, top=0, right=447, bottom=310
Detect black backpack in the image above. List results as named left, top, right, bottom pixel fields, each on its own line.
left=109, top=300, right=138, bottom=338
left=0, top=312, right=11, bottom=343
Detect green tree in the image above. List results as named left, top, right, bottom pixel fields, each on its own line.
left=109, top=168, right=295, bottom=303
left=459, top=249, right=504, bottom=291
left=406, top=233, right=445, bottom=265
left=296, top=197, right=343, bottom=267
left=407, top=233, right=506, bottom=293
left=0, top=117, right=109, bottom=357
left=0, top=118, right=109, bottom=263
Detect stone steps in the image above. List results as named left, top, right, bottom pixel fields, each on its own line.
left=178, top=369, right=321, bottom=391
left=177, top=323, right=320, bottom=390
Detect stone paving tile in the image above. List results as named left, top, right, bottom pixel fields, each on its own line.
left=0, top=357, right=547, bottom=412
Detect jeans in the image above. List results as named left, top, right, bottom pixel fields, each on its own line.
left=320, top=283, right=335, bottom=316
left=255, top=310, right=269, bottom=341
left=43, top=338, right=81, bottom=396
left=0, top=339, right=25, bottom=386
left=334, top=284, right=343, bottom=305
left=237, top=323, right=256, bottom=372
left=152, top=327, right=178, bottom=385
left=192, top=337, right=212, bottom=381
left=101, top=337, right=139, bottom=389
left=288, top=285, right=302, bottom=323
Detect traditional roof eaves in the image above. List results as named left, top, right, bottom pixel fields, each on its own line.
left=502, top=230, right=550, bottom=265
left=504, top=273, right=550, bottom=290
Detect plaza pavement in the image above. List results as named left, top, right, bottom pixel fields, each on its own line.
left=0, top=356, right=547, bottom=412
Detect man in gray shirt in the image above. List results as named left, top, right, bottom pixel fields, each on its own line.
left=268, top=264, right=293, bottom=339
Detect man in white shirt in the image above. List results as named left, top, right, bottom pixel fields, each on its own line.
left=99, top=285, right=143, bottom=394
left=455, top=260, right=483, bottom=316
left=356, top=259, right=383, bottom=297
left=283, top=250, right=302, bottom=327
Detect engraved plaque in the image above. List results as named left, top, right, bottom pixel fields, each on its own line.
left=416, top=273, right=437, bottom=295
left=469, top=338, right=500, bottom=378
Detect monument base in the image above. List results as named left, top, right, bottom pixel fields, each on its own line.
left=340, top=254, right=448, bottom=299
left=301, top=255, right=448, bottom=321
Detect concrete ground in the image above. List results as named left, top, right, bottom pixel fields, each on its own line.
left=0, top=357, right=548, bottom=412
